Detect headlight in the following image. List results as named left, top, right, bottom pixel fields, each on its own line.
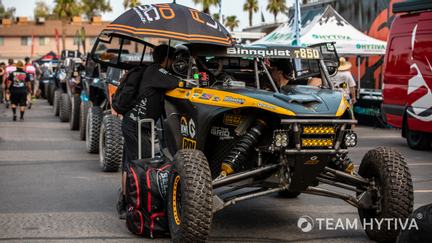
left=274, top=131, right=288, bottom=148
left=344, top=131, right=357, bottom=147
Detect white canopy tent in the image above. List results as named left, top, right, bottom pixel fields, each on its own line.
left=254, top=5, right=387, bottom=94
left=254, top=6, right=387, bottom=56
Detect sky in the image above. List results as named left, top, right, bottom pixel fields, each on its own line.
left=2, top=0, right=295, bottom=30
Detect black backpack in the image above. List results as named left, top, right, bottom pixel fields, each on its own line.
left=125, top=158, right=172, bottom=238
left=112, top=66, right=146, bottom=115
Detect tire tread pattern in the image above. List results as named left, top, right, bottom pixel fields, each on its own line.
left=169, top=149, right=213, bottom=243
left=59, top=93, right=71, bottom=122
left=100, top=115, right=123, bottom=172
left=86, top=106, right=103, bottom=153
left=358, top=146, right=413, bottom=242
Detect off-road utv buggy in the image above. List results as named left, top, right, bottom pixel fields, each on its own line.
left=86, top=34, right=155, bottom=172
left=51, top=56, right=85, bottom=126
left=52, top=61, right=66, bottom=116
left=91, top=33, right=413, bottom=242
left=37, top=60, right=58, bottom=101
left=38, top=62, right=57, bottom=105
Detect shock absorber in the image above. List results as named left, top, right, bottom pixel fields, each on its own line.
left=220, top=119, right=266, bottom=176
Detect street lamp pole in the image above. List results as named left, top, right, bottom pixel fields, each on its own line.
left=293, top=0, right=301, bottom=47
left=218, top=0, right=222, bottom=23
left=294, top=0, right=302, bottom=70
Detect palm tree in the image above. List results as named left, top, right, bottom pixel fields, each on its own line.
left=123, top=0, right=141, bottom=9
left=224, top=15, right=239, bottom=32
left=192, top=0, right=219, bottom=14
left=53, top=0, right=82, bottom=51
left=266, top=0, right=287, bottom=23
left=81, top=0, right=112, bottom=20
left=34, top=0, right=50, bottom=18
left=0, top=0, right=16, bottom=19
left=243, top=0, right=258, bottom=27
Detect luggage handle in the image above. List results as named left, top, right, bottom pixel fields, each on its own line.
left=138, top=118, right=155, bottom=159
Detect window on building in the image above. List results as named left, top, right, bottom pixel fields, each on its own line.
left=0, top=37, right=4, bottom=46
left=21, top=37, right=30, bottom=46
left=39, top=37, right=47, bottom=46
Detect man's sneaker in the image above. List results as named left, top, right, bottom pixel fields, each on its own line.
left=116, top=190, right=127, bottom=220
left=28, top=103, right=32, bottom=109
left=13, top=115, right=17, bottom=121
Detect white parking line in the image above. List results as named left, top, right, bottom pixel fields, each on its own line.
left=408, top=163, right=432, bottom=166
left=414, top=190, right=432, bottom=193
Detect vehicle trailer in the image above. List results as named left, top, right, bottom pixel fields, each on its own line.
left=382, top=0, right=432, bottom=150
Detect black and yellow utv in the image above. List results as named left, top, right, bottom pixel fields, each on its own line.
left=91, top=32, right=413, bottom=243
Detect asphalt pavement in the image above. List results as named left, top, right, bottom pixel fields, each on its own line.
left=0, top=99, right=431, bottom=243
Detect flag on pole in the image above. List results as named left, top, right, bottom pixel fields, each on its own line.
left=31, top=34, right=35, bottom=57
left=80, top=27, right=86, bottom=54
left=54, top=28, right=60, bottom=55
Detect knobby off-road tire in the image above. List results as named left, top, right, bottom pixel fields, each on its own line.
left=59, top=93, right=71, bottom=122
left=69, top=94, right=81, bottom=130
left=167, top=149, right=213, bottom=243
left=48, top=83, right=55, bottom=105
left=43, top=83, right=49, bottom=99
left=79, top=101, right=90, bottom=140
left=99, top=115, right=123, bottom=172
left=86, top=106, right=103, bottom=153
left=53, top=89, right=62, bottom=116
left=405, top=125, right=431, bottom=150
left=358, top=147, right=413, bottom=242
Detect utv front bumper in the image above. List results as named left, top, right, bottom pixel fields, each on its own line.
left=277, top=119, right=358, bottom=154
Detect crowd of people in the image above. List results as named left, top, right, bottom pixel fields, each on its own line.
left=0, top=57, right=40, bottom=121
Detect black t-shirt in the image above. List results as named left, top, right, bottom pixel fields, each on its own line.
left=9, top=70, right=30, bottom=93
left=127, top=63, right=179, bottom=121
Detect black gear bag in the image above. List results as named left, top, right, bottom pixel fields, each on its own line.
left=125, top=118, right=172, bottom=238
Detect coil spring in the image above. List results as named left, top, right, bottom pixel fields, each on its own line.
left=221, top=120, right=266, bottom=175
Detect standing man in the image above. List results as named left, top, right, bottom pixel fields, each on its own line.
left=6, top=61, right=31, bottom=121
left=5, top=59, right=17, bottom=108
left=0, top=62, right=5, bottom=103
left=24, top=57, right=37, bottom=109
left=113, top=44, right=180, bottom=219
left=331, top=57, right=357, bottom=105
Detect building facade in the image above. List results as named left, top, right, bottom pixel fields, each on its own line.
left=0, top=16, right=108, bottom=60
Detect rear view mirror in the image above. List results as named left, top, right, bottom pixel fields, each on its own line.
left=324, top=60, right=339, bottom=76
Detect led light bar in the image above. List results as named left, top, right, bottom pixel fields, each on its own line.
left=301, top=138, right=334, bottom=147
left=302, top=126, right=335, bottom=135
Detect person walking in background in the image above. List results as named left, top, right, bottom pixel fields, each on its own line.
left=24, top=57, right=37, bottom=109
left=4, top=59, right=17, bottom=108
left=6, top=61, right=31, bottom=121
left=331, top=57, right=357, bottom=105
left=0, top=62, right=5, bottom=103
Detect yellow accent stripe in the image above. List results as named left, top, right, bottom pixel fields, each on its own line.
left=166, top=88, right=296, bottom=116
left=335, top=96, right=350, bottom=117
